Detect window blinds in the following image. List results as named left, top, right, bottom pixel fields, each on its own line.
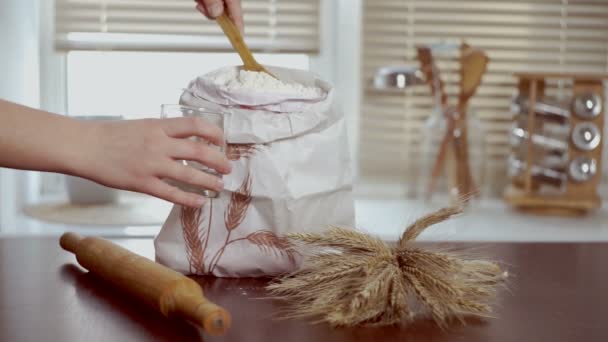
left=54, top=0, right=320, bottom=53
left=360, top=0, right=608, bottom=195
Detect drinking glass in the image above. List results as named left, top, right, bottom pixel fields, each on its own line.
left=161, top=104, right=225, bottom=198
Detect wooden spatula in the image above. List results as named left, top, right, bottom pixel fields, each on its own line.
left=459, top=46, right=489, bottom=110
left=216, top=13, right=277, bottom=78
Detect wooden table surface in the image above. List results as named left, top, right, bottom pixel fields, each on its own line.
left=1, top=237, right=607, bottom=342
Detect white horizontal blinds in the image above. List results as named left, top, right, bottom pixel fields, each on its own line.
left=55, top=0, right=320, bottom=53
left=360, top=0, right=608, bottom=194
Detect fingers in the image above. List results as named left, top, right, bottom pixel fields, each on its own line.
left=195, top=0, right=244, bottom=34
left=195, top=2, right=212, bottom=19
left=198, top=0, right=225, bottom=18
left=225, top=0, right=244, bottom=34
left=161, top=117, right=224, bottom=147
left=146, top=178, right=207, bottom=208
left=171, top=139, right=231, bottom=175
left=164, top=161, right=225, bottom=193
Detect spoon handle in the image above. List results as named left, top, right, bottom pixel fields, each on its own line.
left=216, top=13, right=276, bottom=78
left=216, top=13, right=257, bottom=68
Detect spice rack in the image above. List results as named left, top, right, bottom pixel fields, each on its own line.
left=504, top=72, right=606, bottom=215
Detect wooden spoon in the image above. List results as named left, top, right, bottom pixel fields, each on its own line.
left=216, top=13, right=277, bottom=78
left=455, top=44, right=489, bottom=197
left=416, top=45, right=454, bottom=198
left=416, top=46, right=448, bottom=110
left=427, top=107, right=457, bottom=198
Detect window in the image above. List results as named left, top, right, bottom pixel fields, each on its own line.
left=39, top=0, right=322, bottom=197
left=67, top=51, right=309, bottom=118
left=55, top=0, right=320, bottom=53
left=360, top=0, right=608, bottom=197
left=56, top=0, right=321, bottom=117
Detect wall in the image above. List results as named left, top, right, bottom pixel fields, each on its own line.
left=0, top=0, right=41, bottom=232
left=310, top=0, right=362, bottom=181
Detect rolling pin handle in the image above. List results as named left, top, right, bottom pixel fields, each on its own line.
left=167, top=280, right=232, bottom=335
left=197, top=301, right=231, bottom=336
left=60, top=232, right=83, bottom=253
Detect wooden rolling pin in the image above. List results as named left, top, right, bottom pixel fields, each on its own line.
left=60, top=232, right=231, bottom=336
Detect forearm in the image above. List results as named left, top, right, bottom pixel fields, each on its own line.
left=0, top=99, right=91, bottom=175
left=0, top=99, right=230, bottom=208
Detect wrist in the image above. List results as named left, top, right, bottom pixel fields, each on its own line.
left=55, top=118, right=101, bottom=178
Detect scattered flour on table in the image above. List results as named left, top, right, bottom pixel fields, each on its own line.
left=210, top=68, right=323, bottom=97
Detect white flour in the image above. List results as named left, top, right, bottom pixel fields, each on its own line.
left=210, top=68, right=323, bottom=97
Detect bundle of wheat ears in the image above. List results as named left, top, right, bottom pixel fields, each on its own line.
left=267, top=206, right=508, bottom=327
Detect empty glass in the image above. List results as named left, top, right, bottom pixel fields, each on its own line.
left=161, top=104, right=225, bottom=198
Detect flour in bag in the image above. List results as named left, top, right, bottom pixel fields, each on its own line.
left=209, top=68, right=324, bottom=97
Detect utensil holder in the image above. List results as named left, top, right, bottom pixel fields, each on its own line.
left=418, top=105, right=485, bottom=203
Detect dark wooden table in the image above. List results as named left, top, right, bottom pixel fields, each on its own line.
left=1, top=237, right=607, bottom=342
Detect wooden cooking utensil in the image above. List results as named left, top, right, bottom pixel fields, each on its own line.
left=216, top=13, right=276, bottom=78
left=416, top=45, right=457, bottom=198
left=60, top=232, right=231, bottom=336
left=455, top=44, right=489, bottom=197
left=416, top=46, right=449, bottom=110
left=428, top=108, right=457, bottom=197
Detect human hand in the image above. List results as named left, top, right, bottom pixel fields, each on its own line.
left=75, top=117, right=231, bottom=208
left=194, top=0, right=244, bottom=34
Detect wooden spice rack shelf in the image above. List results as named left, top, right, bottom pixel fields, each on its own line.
left=504, top=72, right=607, bottom=215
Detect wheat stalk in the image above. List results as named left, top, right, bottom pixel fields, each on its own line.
left=224, top=172, right=253, bottom=231
left=226, top=143, right=260, bottom=161
left=209, top=172, right=254, bottom=273
left=289, top=226, right=390, bottom=254
left=267, top=205, right=508, bottom=327
left=180, top=206, right=206, bottom=274
left=246, top=230, right=298, bottom=266
left=399, top=206, right=463, bottom=247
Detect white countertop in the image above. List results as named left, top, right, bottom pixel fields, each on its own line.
left=355, top=198, right=608, bottom=242
left=6, top=196, right=608, bottom=242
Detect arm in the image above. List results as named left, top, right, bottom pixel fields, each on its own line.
left=0, top=99, right=231, bottom=208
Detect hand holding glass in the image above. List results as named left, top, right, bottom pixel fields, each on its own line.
left=161, top=104, right=226, bottom=198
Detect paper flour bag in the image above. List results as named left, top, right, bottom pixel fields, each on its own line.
left=155, top=66, right=355, bottom=277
